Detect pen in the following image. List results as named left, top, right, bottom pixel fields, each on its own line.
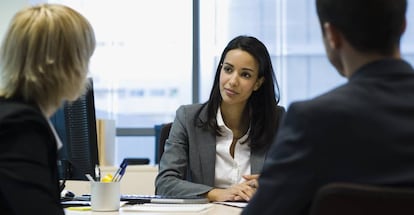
left=95, top=164, right=101, bottom=181
left=112, top=159, right=128, bottom=182
left=116, top=165, right=127, bottom=182
left=85, top=174, right=95, bottom=182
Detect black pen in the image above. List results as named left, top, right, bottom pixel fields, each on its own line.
left=112, top=159, right=128, bottom=182
left=116, top=165, right=127, bottom=182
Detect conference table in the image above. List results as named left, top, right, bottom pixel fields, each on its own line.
left=65, top=203, right=242, bottom=215
left=64, top=166, right=244, bottom=214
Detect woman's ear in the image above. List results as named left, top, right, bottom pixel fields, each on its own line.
left=253, top=77, right=264, bottom=91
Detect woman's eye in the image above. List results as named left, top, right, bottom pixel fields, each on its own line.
left=223, top=66, right=232, bottom=73
left=241, top=72, right=252, bottom=78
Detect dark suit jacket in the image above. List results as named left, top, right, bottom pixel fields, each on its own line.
left=243, top=59, right=414, bottom=215
left=0, top=98, right=64, bottom=215
left=155, top=103, right=284, bottom=197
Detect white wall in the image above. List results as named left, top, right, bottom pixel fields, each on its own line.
left=0, top=0, right=32, bottom=41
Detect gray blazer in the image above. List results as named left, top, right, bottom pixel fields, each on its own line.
left=155, top=103, right=274, bottom=197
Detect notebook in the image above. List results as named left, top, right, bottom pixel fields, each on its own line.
left=121, top=203, right=212, bottom=212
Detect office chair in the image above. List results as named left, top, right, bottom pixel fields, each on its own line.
left=309, top=182, right=414, bottom=215
left=154, top=122, right=172, bottom=164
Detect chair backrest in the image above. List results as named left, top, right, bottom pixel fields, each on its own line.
left=154, top=122, right=172, bottom=164
left=309, top=182, right=414, bottom=215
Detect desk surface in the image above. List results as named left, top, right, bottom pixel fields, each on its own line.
left=65, top=203, right=242, bottom=215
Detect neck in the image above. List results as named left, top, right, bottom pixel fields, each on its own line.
left=220, top=102, right=249, bottom=138
left=341, top=46, right=401, bottom=78
left=39, top=104, right=57, bottom=118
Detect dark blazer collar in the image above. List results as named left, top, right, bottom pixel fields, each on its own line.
left=350, top=58, right=414, bottom=81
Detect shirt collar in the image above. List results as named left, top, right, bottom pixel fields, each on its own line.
left=47, top=119, right=63, bottom=150
left=217, top=106, right=226, bottom=128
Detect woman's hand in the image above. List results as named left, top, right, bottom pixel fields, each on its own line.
left=242, top=174, right=259, bottom=189
left=206, top=175, right=260, bottom=202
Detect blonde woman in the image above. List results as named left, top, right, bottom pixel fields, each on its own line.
left=0, top=4, right=95, bottom=214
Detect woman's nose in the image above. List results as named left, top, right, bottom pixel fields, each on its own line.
left=228, top=73, right=238, bottom=86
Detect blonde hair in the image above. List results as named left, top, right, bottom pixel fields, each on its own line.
left=0, top=4, right=95, bottom=112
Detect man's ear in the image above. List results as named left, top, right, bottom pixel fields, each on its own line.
left=253, top=77, right=264, bottom=91
left=323, top=22, right=341, bottom=49
left=401, top=17, right=407, bottom=35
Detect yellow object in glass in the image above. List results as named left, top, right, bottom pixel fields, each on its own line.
left=102, top=173, right=113, bottom=182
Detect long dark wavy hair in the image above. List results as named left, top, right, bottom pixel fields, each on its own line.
left=195, top=35, right=281, bottom=149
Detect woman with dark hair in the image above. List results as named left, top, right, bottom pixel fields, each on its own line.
left=155, top=35, right=284, bottom=202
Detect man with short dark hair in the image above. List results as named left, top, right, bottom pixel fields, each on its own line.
left=242, top=0, right=414, bottom=214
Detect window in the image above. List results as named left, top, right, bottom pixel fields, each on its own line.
left=47, top=0, right=193, bottom=164
left=200, top=0, right=414, bottom=107
left=33, top=0, right=414, bottom=165
left=199, top=0, right=346, bottom=106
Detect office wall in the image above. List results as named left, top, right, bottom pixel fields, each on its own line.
left=0, top=1, right=32, bottom=41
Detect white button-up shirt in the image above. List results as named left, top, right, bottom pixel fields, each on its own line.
left=214, top=108, right=251, bottom=188
left=48, top=119, right=63, bottom=150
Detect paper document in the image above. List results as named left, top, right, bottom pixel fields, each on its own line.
left=215, top=201, right=248, bottom=208
left=61, top=201, right=90, bottom=207
left=62, top=201, right=127, bottom=207
left=121, top=203, right=212, bottom=212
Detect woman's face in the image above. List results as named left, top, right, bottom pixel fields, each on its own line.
left=219, top=49, right=263, bottom=108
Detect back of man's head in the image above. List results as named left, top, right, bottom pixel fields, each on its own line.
left=316, top=0, right=406, bottom=56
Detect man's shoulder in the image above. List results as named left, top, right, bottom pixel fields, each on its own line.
left=284, top=83, right=360, bottom=125
left=290, top=84, right=350, bottom=110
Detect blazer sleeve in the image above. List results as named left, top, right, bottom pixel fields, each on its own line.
left=155, top=105, right=213, bottom=197
left=0, top=110, right=64, bottom=215
left=242, top=102, right=318, bottom=215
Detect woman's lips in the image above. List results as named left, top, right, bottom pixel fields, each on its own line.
left=224, top=88, right=238, bottom=96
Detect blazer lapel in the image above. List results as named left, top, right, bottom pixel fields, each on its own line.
left=196, top=106, right=216, bottom=186
left=250, top=146, right=267, bottom=174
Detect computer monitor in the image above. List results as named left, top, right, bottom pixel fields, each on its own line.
left=50, top=78, right=99, bottom=181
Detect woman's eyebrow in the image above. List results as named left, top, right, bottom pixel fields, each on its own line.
left=222, top=62, right=233, bottom=67
left=223, top=62, right=254, bottom=72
